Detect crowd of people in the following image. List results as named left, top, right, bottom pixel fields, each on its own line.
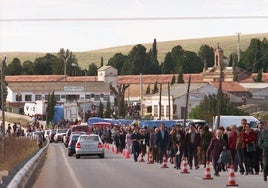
left=91, top=119, right=268, bottom=182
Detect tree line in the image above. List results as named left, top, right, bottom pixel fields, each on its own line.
left=6, top=37, right=268, bottom=79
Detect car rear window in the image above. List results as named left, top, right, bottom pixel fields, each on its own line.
left=80, top=136, right=99, bottom=142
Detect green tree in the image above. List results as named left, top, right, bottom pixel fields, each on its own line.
left=171, top=75, right=176, bottom=85
left=189, top=94, right=249, bottom=125
left=22, top=60, right=34, bottom=75
left=88, top=63, right=98, bottom=76
left=100, top=57, right=104, bottom=67
left=46, top=92, right=56, bottom=124
left=33, top=54, right=56, bottom=75
left=57, top=48, right=77, bottom=76
left=198, top=44, right=214, bottom=68
left=182, top=51, right=202, bottom=73
left=109, top=84, right=129, bottom=118
left=128, top=44, right=147, bottom=74
left=104, top=99, right=112, bottom=118
left=107, top=53, right=128, bottom=75
left=146, top=85, right=151, bottom=94
left=148, top=38, right=160, bottom=74
left=177, top=66, right=184, bottom=83
left=6, top=58, right=22, bottom=75
left=161, top=52, right=174, bottom=74
left=152, top=82, right=158, bottom=94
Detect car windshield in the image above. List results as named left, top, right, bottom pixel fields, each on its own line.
left=71, top=135, right=80, bottom=141
left=80, top=136, right=99, bottom=142
left=58, top=129, right=67, bottom=133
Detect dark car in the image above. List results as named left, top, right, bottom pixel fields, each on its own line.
left=68, top=132, right=86, bottom=156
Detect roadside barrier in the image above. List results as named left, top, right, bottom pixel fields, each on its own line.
left=181, top=157, right=190, bottom=173
left=161, top=155, right=169, bottom=168
left=5, top=138, right=49, bottom=188
left=226, top=165, right=238, bottom=186
left=203, top=161, right=213, bottom=180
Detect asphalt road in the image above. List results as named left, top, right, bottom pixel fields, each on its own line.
left=33, top=143, right=268, bottom=188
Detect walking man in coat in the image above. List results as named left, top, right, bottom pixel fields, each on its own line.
left=156, top=123, right=170, bottom=164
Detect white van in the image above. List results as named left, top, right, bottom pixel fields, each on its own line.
left=213, top=116, right=260, bottom=130
left=24, top=102, right=36, bottom=117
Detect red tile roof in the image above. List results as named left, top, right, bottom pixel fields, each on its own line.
left=209, top=81, right=248, bottom=92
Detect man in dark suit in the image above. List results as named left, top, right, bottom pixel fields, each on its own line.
left=156, top=123, right=170, bottom=164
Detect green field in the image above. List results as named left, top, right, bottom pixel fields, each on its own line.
left=2, top=33, right=268, bottom=68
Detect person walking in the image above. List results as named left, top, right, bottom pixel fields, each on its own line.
left=156, top=123, right=170, bottom=164
left=201, top=125, right=213, bottom=168
left=185, top=123, right=201, bottom=169
left=258, top=121, right=268, bottom=181
left=206, top=129, right=226, bottom=176
left=241, top=123, right=257, bottom=175
left=228, top=125, right=238, bottom=172
left=131, top=126, right=142, bottom=162
left=171, top=124, right=185, bottom=169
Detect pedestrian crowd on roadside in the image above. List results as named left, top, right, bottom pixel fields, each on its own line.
left=93, top=118, right=268, bottom=182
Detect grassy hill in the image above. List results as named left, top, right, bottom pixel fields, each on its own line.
left=3, top=33, right=268, bottom=68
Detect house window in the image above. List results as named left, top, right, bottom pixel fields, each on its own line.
left=45, top=95, right=49, bottom=100
left=35, top=95, right=42, bottom=100
left=61, top=95, right=66, bottom=99
left=55, top=95, right=60, bottom=101
left=94, top=95, right=100, bottom=101
left=102, top=95, right=109, bottom=101
left=25, top=95, right=32, bottom=101
left=153, top=105, right=158, bottom=116
left=16, top=95, right=22, bottom=102
left=85, top=94, right=91, bottom=99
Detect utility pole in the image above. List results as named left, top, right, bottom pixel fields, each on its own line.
left=140, top=73, right=143, bottom=118
left=237, top=33, right=241, bottom=62
left=168, top=82, right=170, bottom=120
left=216, top=62, right=224, bottom=129
left=1, top=56, right=7, bottom=158
left=158, top=83, right=162, bottom=120
left=183, top=75, right=191, bottom=129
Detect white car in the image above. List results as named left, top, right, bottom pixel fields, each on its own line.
left=54, top=129, right=67, bottom=143
left=75, top=134, right=104, bottom=159
left=44, top=130, right=51, bottom=138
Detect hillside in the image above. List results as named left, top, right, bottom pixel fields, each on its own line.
left=2, top=33, right=268, bottom=68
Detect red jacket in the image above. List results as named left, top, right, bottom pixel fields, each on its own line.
left=241, top=129, right=256, bottom=149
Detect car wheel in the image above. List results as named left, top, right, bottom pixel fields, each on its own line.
left=68, top=151, right=73, bottom=157
left=99, top=154, right=105, bottom=158
left=76, top=154, right=80, bottom=159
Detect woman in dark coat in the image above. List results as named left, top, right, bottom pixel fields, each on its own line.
left=206, top=129, right=226, bottom=176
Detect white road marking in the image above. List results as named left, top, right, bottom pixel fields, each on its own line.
left=59, top=145, right=83, bottom=188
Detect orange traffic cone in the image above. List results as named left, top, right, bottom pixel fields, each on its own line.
left=139, top=154, right=145, bottom=162
left=107, top=144, right=110, bottom=150
left=203, top=161, right=213, bottom=180
left=121, top=149, right=125, bottom=157
left=226, top=165, right=238, bottom=186
left=125, top=150, right=131, bottom=158
left=147, top=153, right=154, bottom=164
left=161, top=155, right=169, bottom=168
left=181, top=157, right=190, bottom=173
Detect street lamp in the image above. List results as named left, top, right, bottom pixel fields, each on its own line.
left=71, top=63, right=87, bottom=123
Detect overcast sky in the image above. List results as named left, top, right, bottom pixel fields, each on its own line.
left=1, top=0, right=268, bottom=52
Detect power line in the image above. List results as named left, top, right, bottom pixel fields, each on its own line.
left=1, top=16, right=268, bottom=22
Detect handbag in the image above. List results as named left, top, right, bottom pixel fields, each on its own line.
left=246, top=143, right=256, bottom=152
